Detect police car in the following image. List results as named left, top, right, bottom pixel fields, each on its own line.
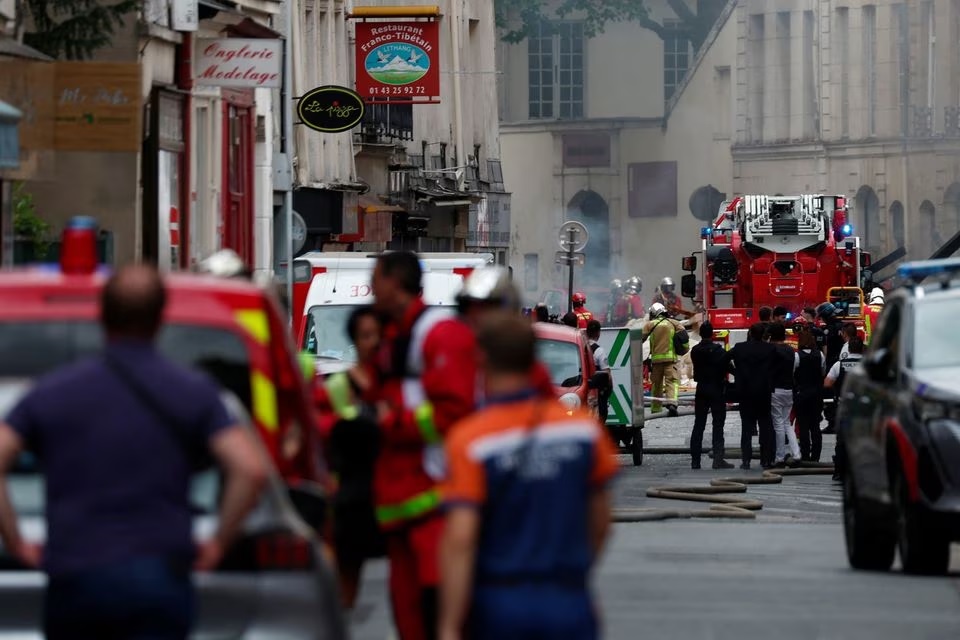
left=840, top=258, right=960, bottom=575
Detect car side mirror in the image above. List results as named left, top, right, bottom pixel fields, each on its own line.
left=681, top=274, right=697, bottom=299
left=587, top=371, right=607, bottom=390
left=863, top=348, right=893, bottom=383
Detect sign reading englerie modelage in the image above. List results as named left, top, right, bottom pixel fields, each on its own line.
left=355, top=21, right=440, bottom=103
left=194, top=38, right=282, bottom=88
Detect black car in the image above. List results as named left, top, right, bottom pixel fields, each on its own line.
left=840, top=258, right=960, bottom=575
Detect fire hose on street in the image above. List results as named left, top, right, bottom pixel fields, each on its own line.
left=611, top=462, right=835, bottom=523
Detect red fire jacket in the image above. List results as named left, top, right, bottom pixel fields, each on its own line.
left=575, top=307, right=595, bottom=329
left=371, top=299, right=477, bottom=530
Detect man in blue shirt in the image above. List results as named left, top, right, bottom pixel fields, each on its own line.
left=0, top=265, right=267, bottom=639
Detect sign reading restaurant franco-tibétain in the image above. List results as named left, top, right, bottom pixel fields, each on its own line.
left=194, top=38, right=282, bottom=88
left=355, top=21, right=440, bottom=103
left=297, top=86, right=365, bottom=133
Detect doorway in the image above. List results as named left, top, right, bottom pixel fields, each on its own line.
left=222, top=91, right=255, bottom=266
left=566, top=190, right=610, bottom=288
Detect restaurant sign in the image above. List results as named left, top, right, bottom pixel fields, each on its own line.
left=355, top=21, right=440, bottom=103
left=297, top=86, right=365, bottom=133
left=195, top=38, right=282, bottom=88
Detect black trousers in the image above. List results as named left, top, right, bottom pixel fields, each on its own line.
left=598, top=387, right=611, bottom=425
left=691, top=386, right=726, bottom=462
left=795, top=392, right=823, bottom=461
left=739, top=397, right=774, bottom=466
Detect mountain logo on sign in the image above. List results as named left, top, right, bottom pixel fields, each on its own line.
left=365, top=43, right=429, bottom=85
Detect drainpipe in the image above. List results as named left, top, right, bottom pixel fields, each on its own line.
left=282, top=0, right=296, bottom=319
left=450, top=0, right=465, bottom=174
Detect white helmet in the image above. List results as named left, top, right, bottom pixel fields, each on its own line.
left=869, top=287, right=885, bottom=305
left=456, top=266, right=520, bottom=311
left=649, top=302, right=667, bottom=319
left=197, top=249, right=249, bottom=279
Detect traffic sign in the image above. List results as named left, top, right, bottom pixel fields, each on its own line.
left=555, top=251, right=586, bottom=266
left=558, top=220, right=589, bottom=252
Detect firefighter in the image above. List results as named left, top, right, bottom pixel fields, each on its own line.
left=654, top=276, right=695, bottom=320
left=825, top=336, right=865, bottom=481
left=612, top=276, right=644, bottom=325
left=370, top=251, right=477, bottom=640
left=642, top=302, right=689, bottom=417
left=572, top=291, right=594, bottom=329
left=817, top=302, right=845, bottom=436
left=605, top=279, right=623, bottom=325
left=864, top=287, right=884, bottom=345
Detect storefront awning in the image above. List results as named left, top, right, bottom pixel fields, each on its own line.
left=359, top=194, right=405, bottom=213
left=199, top=1, right=283, bottom=38
left=0, top=36, right=53, bottom=61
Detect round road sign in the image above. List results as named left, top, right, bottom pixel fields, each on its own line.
left=558, top=220, right=589, bottom=252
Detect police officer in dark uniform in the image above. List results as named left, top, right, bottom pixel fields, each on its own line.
left=817, top=302, right=845, bottom=434
left=825, top=336, right=865, bottom=480
left=689, top=322, right=734, bottom=470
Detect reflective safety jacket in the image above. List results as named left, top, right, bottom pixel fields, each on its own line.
left=642, top=317, right=687, bottom=364
left=863, top=304, right=883, bottom=345
left=575, top=307, right=594, bottom=329
left=372, top=298, right=477, bottom=530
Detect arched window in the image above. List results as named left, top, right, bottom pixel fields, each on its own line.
left=567, top=190, right=610, bottom=288
left=855, top=186, right=881, bottom=251
left=919, top=200, right=940, bottom=258
left=889, top=201, right=905, bottom=249
left=944, top=183, right=960, bottom=237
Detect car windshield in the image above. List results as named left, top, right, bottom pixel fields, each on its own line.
left=536, top=338, right=582, bottom=388
left=303, top=305, right=358, bottom=361
left=914, top=299, right=959, bottom=370
left=0, top=321, right=252, bottom=411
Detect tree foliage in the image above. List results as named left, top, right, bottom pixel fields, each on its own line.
left=21, top=0, right=139, bottom=60
left=494, top=0, right=728, bottom=52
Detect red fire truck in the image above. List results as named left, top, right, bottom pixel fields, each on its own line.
left=680, top=194, right=872, bottom=345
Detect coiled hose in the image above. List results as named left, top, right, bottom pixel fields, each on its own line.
left=611, top=462, right=835, bottom=523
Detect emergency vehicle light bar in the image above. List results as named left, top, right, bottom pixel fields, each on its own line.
left=898, top=258, right=960, bottom=285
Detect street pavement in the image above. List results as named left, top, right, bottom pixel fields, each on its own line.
left=347, top=411, right=960, bottom=639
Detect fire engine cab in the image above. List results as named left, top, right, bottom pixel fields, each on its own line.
left=680, top=194, right=871, bottom=345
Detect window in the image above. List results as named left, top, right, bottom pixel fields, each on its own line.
left=628, top=162, right=678, bottom=218
left=802, top=11, right=816, bottom=139
left=528, top=22, right=584, bottom=119
left=915, top=299, right=960, bottom=369
left=663, top=22, right=691, bottom=102
left=714, top=67, right=731, bottom=139
left=863, top=5, right=877, bottom=136
left=486, top=159, right=505, bottom=191
left=776, top=12, right=791, bottom=140
left=535, top=338, right=582, bottom=387
left=524, top=253, right=539, bottom=292
left=836, top=8, right=850, bottom=137
left=889, top=201, right=905, bottom=248
left=896, top=4, right=910, bottom=136
left=0, top=321, right=252, bottom=410
left=748, top=14, right=765, bottom=143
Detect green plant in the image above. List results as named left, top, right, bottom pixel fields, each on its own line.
left=21, top=0, right=140, bottom=61
left=13, top=182, right=51, bottom=258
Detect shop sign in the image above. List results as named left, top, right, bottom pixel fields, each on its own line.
left=53, top=62, right=142, bottom=152
left=355, top=21, right=440, bottom=103
left=297, top=86, right=365, bottom=133
left=195, top=38, right=282, bottom=88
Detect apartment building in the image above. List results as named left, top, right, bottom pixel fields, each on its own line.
left=289, top=0, right=509, bottom=263
left=735, top=0, right=960, bottom=262
left=498, top=0, right=738, bottom=301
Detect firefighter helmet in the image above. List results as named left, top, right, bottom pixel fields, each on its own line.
left=816, top=302, right=838, bottom=320
left=660, top=277, right=675, bottom=294
left=456, top=266, right=521, bottom=311
left=572, top=291, right=587, bottom=307
left=649, top=302, right=668, bottom=319
left=626, top=276, right=642, bottom=293
left=610, top=279, right=623, bottom=295
left=869, top=287, right=885, bottom=305
left=197, top=249, right=250, bottom=279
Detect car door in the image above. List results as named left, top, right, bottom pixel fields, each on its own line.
left=846, top=300, right=903, bottom=502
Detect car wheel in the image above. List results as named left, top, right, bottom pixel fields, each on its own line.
left=895, top=473, right=950, bottom=575
left=632, top=430, right=643, bottom=467
left=843, top=471, right=894, bottom=571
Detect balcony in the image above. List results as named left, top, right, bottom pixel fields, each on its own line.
left=357, top=103, right=413, bottom=145
left=912, top=105, right=934, bottom=138
left=946, top=107, right=960, bottom=138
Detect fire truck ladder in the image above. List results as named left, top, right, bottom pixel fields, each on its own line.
left=740, top=195, right=827, bottom=246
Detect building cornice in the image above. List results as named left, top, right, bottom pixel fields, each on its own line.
left=499, top=117, right=663, bottom=134
left=732, top=136, right=960, bottom=160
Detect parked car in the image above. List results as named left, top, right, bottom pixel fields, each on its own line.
left=0, top=387, right=346, bottom=639
left=840, top=258, right=960, bottom=575
left=533, top=322, right=601, bottom=417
